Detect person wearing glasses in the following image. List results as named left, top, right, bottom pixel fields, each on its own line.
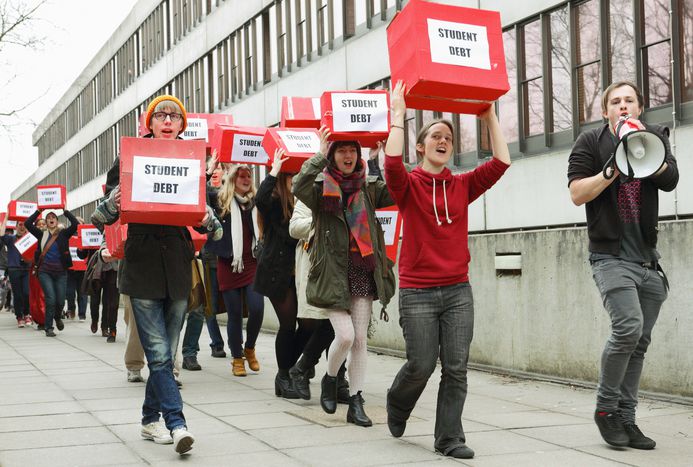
left=91, top=95, right=221, bottom=455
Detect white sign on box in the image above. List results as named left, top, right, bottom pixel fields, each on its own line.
left=6, top=220, right=17, bottom=229
left=331, top=93, right=389, bottom=133
left=232, top=134, right=269, bottom=164
left=38, top=187, right=63, bottom=206
left=70, top=247, right=80, bottom=262
left=277, top=131, right=321, bottom=154
left=131, top=156, right=200, bottom=205
left=80, top=228, right=103, bottom=247
left=427, top=18, right=490, bottom=70
left=15, top=233, right=37, bottom=254
left=375, top=210, right=399, bottom=245
left=15, top=202, right=37, bottom=218
left=180, top=118, right=209, bottom=141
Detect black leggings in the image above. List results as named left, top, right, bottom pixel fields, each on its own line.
left=270, top=282, right=314, bottom=369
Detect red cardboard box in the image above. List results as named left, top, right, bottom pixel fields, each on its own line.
left=261, top=128, right=322, bottom=174
left=78, top=224, right=103, bottom=249
left=15, top=233, right=38, bottom=261
left=7, top=200, right=38, bottom=221
left=387, top=0, right=509, bottom=114
left=375, top=208, right=403, bottom=263
left=138, top=112, right=234, bottom=154
left=188, top=227, right=207, bottom=253
left=280, top=97, right=322, bottom=128
left=6, top=220, right=17, bottom=230
left=104, top=220, right=127, bottom=259
left=37, top=185, right=66, bottom=209
left=69, top=237, right=87, bottom=271
left=212, top=124, right=269, bottom=165
left=119, top=137, right=207, bottom=226
left=320, top=90, right=390, bottom=148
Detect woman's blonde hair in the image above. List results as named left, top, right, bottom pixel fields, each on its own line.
left=217, top=164, right=256, bottom=218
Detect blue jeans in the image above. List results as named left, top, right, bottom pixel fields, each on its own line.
left=66, top=270, right=87, bottom=318
left=38, top=271, right=67, bottom=331
left=8, top=269, right=30, bottom=319
left=591, top=258, right=667, bottom=423
left=130, top=297, right=187, bottom=431
left=388, top=283, right=474, bottom=454
left=221, top=285, right=264, bottom=358
left=182, top=306, right=205, bottom=358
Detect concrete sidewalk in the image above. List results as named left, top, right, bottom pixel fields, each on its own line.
left=1, top=309, right=692, bottom=467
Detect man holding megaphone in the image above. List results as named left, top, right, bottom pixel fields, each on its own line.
left=567, top=81, right=678, bottom=450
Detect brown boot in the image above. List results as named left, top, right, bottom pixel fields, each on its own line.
left=244, top=348, right=260, bottom=372
left=231, top=358, right=247, bottom=377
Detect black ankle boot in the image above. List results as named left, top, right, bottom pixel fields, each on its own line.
left=346, top=391, right=372, bottom=427
left=289, top=359, right=311, bottom=400
left=337, top=364, right=349, bottom=404
left=320, top=373, right=338, bottom=414
left=275, top=370, right=300, bottom=399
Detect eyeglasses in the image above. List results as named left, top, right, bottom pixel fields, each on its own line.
left=152, top=112, right=183, bottom=122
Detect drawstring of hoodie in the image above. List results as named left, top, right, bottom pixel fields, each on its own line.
left=432, top=178, right=453, bottom=226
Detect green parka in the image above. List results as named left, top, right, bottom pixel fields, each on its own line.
left=292, top=153, right=396, bottom=311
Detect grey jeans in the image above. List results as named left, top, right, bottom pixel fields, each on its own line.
left=591, top=258, right=668, bottom=423
left=387, top=282, right=474, bottom=454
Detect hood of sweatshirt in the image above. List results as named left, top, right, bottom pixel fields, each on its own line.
left=410, top=166, right=455, bottom=226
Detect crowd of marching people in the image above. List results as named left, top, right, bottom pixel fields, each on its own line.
left=0, top=78, right=675, bottom=459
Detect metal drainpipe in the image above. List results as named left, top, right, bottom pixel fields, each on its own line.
left=668, top=3, right=678, bottom=219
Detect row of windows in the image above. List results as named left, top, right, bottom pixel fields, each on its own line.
left=25, top=0, right=693, bottom=214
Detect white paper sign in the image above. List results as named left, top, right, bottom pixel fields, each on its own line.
left=277, top=131, right=321, bottom=154
left=375, top=210, right=399, bottom=246
left=131, top=156, right=201, bottom=205
left=38, top=187, right=64, bottom=207
left=6, top=220, right=17, bottom=229
left=180, top=118, right=209, bottom=141
left=15, top=233, right=37, bottom=254
left=232, top=134, right=269, bottom=164
left=80, top=228, right=103, bottom=247
left=70, top=247, right=80, bottom=262
left=331, top=93, right=388, bottom=133
left=427, top=18, right=490, bottom=70
left=14, top=202, right=37, bottom=217
left=311, top=98, right=321, bottom=119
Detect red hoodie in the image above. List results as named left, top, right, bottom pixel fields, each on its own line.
left=384, top=155, right=509, bottom=288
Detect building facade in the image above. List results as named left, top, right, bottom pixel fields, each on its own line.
left=13, top=0, right=693, bottom=396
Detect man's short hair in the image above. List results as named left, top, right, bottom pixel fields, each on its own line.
left=601, top=81, right=644, bottom=114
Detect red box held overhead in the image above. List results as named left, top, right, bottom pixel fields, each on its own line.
left=212, top=124, right=269, bottom=165
left=104, top=220, right=127, bottom=259
left=69, top=237, right=87, bottom=271
left=187, top=227, right=207, bottom=253
left=119, top=137, right=207, bottom=226
left=37, top=185, right=66, bottom=209
left=138, top=112, right=233, bottom=155
left=15, top=233, right=38, bottom=261
left=280, top=97, right=322, bottom=129
left=262, top=128, right=322, bottom=174
left=375, top=208, right=403, bottom=264
left=387, top=0, right=509, bottom=114
left=78, top=224, right=103, bottom=250
left=320, top=90, right=390, bottom=148
left=7, top=201, right=38, bottom=221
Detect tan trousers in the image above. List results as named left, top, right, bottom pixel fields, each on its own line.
left=122, top=294, right=181, bottom=376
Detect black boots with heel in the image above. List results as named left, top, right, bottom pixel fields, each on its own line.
left=346, top=391, right=372, bottom=427
left=320, top=373, right=338, bottom=414
left=275, top=369, right=300, bottom=399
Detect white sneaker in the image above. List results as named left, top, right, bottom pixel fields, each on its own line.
left=141, top=421, right=173, bottom=444
left=127, top=369, right=144, bottom=383
left=172, top=427, right=195, bottom=454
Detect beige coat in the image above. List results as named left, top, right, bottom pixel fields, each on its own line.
left=288, top=200, right=328, bottom=320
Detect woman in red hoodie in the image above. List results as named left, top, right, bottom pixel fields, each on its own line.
left=384, top=81, right=511, bottom=460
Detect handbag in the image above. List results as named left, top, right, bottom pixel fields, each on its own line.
left=31, top=233, right=59, bottom=276
left=81, top=251, right=103, bottom=295
left=188, top=258, right=206, bottom=312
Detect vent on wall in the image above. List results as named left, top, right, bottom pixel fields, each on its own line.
left=495, top=252, right=521, bottom=277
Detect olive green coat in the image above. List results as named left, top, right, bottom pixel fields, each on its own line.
left=292, top=153, right=396, bottom=311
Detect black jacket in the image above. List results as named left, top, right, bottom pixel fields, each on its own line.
left=253, top=175, right=298, bottom=300
left=567, top=123, right=679, bottom=255
left=25, top=209, right=78, bottom=270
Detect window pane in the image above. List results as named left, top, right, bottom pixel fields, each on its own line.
left=609, top=0, right=636, bottom=83
left=683, top=0, right=693, bottom=101
left=644, top=0, right=670, bottom=44
left=550, top=7, right=571, bottom=132
left=459, top=114, right=477, bottom=154
left=499, top=29, right=518, bottom=143
left=576, top=0, right=600, bottom=64
left=404, top=108, right=417, bottom=165
left=523, top=20, right=542, bottom=80
left=645, top=41, right=672, bottom=106
left=577, top=63, right=602, bottom=123
left=523, top=78, right=544, bottom=136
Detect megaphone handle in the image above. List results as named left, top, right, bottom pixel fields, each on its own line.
left=603, top=153, right=616, bottom=179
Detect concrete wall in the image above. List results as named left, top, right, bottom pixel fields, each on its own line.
left=260, top=219, right=693, bottom=397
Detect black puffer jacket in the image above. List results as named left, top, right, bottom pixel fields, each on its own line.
left=253, top=175, right=298, bottom=300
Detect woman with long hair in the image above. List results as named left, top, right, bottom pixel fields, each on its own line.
left=209, top=164, right=264, bottom=377
left=292, top=128, right=396, bottom=427
left=25, top=209, right=78, bottom=336
left=383, top=81, right=511, bottom=459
